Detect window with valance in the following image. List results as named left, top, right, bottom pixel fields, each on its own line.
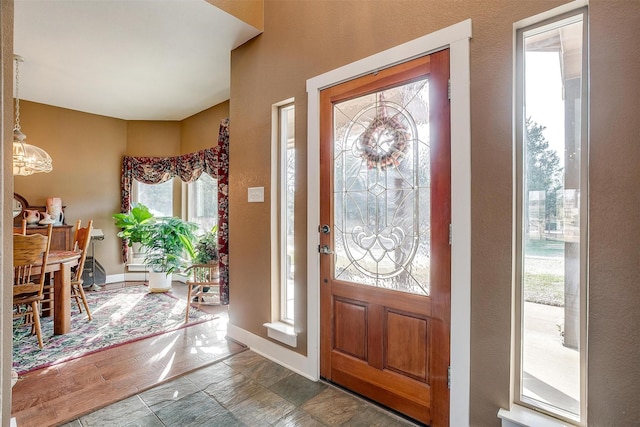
left=119, top=118, right=229, bottom=304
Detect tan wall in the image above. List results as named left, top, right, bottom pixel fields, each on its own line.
left=228, top=1, right=640, bottom=426
left=180, top=101, right=229, bottom=154
left=13, top=101, right=127, bottom=279
left=126, top=120, right=181, bottom=157
left=588, top=0, right=640, bottom=422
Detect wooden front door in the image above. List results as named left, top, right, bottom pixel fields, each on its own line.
left=319, top=50, right=451, bottom=426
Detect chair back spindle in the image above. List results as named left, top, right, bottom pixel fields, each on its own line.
left=70, top=220, right=94, bottom=320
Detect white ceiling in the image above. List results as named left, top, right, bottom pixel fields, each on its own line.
left=14, top=0, right=261, bottom=121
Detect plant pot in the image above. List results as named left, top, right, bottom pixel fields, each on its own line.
left=148, top=271, right=172, bottom=292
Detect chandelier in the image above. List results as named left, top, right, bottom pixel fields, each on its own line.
left=13, top=55, right=53, bottom=176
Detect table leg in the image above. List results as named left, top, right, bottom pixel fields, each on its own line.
left=53, top=261, right=72, bottom=335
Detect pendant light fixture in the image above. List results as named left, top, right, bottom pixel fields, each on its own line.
left=13, top=54, right=53, bottom=176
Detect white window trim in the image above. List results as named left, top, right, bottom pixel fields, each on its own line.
left=279, top=103, right=295, bottom=324
left=306, top=19, right=472, bottom=426
left=267, top=98, right=298, bottom=345
left=506, top=2, right=588, bottom=426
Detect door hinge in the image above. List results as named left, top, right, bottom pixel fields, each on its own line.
left=447, top=79, right=451, bottom=100
left=448, top=224, right=452, bottom=245
left=448, top=365, right=451, bottom=389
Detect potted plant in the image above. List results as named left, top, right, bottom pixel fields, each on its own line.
left=189, top=225, right=219, bottom=300
left=113, top=204, right=197, bottom=292
left=194, top=225, right=219, bottom=264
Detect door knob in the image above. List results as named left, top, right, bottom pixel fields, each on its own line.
left=319, top=224, right=331, bottom=234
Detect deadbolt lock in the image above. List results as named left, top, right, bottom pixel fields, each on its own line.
left=318, top=245, right=333, bottom=254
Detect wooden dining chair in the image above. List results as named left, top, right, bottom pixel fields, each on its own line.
left=12, top=219, right=28, bottom=235
left=70, top=219, right=94, bottom=320
left=13, top=224, right=53, bottom=349
left=183, top=263, right=220, bottom=322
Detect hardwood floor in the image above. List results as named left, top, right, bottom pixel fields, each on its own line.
left=11, top=282, right=245, bottom=427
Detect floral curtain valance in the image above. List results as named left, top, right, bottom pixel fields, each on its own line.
left=119, top=118, right=230, bottom=304
left=122, top=147, right=218, bottom=187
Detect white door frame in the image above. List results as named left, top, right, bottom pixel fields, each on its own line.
left=306, top=19, right=472, bottom=426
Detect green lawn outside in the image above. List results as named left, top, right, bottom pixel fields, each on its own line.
left=524, top=272, right=564, bottom=306
left=524, top=238, right=565, bottom=307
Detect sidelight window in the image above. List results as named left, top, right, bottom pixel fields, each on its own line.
left=266, top=101, right=297, bottom=345
left=514, top=7, right=588, bottom=424
left=279, top=103, right=296, bottom=324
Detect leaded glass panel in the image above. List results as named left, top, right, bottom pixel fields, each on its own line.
left=333, top=79, right=430, bottom=295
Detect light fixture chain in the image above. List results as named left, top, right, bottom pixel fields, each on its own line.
left=12, top=54, right=53, bottom=175
left=14, top=55, right=21, bottom=132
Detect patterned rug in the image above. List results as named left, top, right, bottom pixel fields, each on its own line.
left=12, top=285, right=214, bottom=374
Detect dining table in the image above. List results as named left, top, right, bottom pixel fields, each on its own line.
left=39, top=250, right=81, bottom=335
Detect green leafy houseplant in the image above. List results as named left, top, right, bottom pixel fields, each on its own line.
left=194, top=225, right=219, bottom=264
left=113, top=204, right=197, bottom=274
left=143, top=216, right=197, bottom=274
left=112, top=203, right=154, bottom=247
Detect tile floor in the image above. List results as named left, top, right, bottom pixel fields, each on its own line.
left=58, top=350, right=421, bottom=427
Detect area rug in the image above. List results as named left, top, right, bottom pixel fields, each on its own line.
left=12, top=285, right=214, bottom=374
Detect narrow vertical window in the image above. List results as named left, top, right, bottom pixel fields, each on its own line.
left=187, top=173, right=218, bottom=235
left=266, top=101, right=297, bottom=345
left=516, top=8, right=587, bottom=424
left=280, top=104, right=295, bottom=324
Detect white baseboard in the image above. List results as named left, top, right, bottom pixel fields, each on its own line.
left=227, top=323, right=318, bottom=381
left=105, top=273, right=126, bottom=283
left=105, top=271, right=188, bottom=284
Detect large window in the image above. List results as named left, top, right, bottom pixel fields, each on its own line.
left=515, top=7, right=587, bottom=424
left=131, top=179, right=175, bottom=262
left=135, top=179, right=174, bottom=217
left=133, top=175, right=218, bottom=259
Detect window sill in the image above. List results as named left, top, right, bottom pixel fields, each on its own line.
left=126, top=262, right=147, bottom=272
left=498, top=405, right=578, bottom=427
left=264, top=322, right=297, bottom=347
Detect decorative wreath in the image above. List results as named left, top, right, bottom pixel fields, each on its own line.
left=359, top=100, right=411, bottom=170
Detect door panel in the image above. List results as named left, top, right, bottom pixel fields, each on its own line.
left=334, top=298, right=367, bottom=359
left=386, top=310, right=428, bottom=380
left=320, top=50, right=450, bottom=426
